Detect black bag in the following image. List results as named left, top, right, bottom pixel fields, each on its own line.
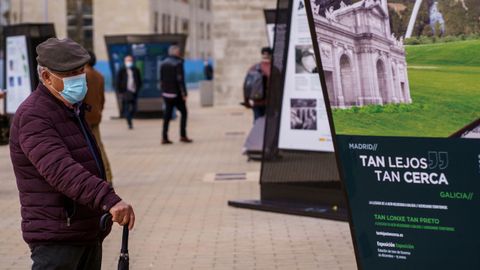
left=243, top=64, right=265, bottom=101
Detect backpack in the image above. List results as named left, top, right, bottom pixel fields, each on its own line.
left=243, top=64, right=265, bottom=101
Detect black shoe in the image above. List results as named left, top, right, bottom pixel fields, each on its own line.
left=162, top=139, right=173, bottom=145
left=180, top=137, right=193, bottom=143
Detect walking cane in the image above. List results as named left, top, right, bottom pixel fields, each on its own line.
left=100, top=213, right=130, bottom=270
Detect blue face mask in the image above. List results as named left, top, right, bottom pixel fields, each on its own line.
left=51, top=72, right=88, bottom=104
left=125, top=61, right=133, bottom=68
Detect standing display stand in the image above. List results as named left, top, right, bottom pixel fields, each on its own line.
left=1, top=24, right=55, bottom=144
left=228, top=0, right=347, bottom=221
left=305, top=0, right=480, bottom=268
left=3, top=24, right=56, bottom=115
left=105, top=34, right=187, bottom=118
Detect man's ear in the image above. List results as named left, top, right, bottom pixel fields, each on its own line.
left=41, top=70, right=51, bottom=85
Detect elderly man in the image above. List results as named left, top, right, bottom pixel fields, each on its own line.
left=9, top=38, right=135, bottom=270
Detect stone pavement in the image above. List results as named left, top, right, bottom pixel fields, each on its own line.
left=0, top=90, right=357, bottom=270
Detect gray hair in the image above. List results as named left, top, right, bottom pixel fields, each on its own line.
left=168, top=45, right=180, bottom=56
left=37, top=65, right=46, bottom=83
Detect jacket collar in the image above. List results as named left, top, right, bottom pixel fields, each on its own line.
left=37, top=83, right=84, bottom=118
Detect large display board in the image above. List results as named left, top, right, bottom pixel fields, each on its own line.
left=277, top=0, right=333, bottom=152
left=5, top=36, right=32, bottom=114
left=305, top=0, right=480, bottom=268
left=3, top=24, right=56, bottom=115
left=105, top=34, right=186, bottom=116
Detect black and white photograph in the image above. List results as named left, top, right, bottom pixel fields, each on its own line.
left=290, top=98, right=317, bottom=130
left=295, top=45, right=318, bottom=74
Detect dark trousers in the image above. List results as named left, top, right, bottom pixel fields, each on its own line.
left=253, top=105, right=266, bottom=121
left=31, top=243, right=102, bottom=270
left=163, top=96, right=187, bottom=140
left=122, top=95, right=137, bottom=128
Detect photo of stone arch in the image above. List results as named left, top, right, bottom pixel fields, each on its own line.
left=312, top=0, right=412, bottom=108
left=308, top=0, right=480, bottom=138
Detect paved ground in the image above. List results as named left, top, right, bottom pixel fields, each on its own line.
left=0, top=91, right=357, bottom=269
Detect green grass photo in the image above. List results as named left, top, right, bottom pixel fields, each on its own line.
left=332, top=39, right=480, bottom=137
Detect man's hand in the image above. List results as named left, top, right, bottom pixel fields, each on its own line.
left=109, top=200, right=135, bottom=230
left=183, top=95, right=188, bottom=101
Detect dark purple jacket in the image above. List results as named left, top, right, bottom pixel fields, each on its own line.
left=9, top=83, right=122, bottom=246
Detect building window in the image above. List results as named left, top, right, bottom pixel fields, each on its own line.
left=174, top=16, right=178, bottom=33
left=167, top=15, right=171, bottom=33
left=199, top=22, right=204, bottom=39
left=206, top=23, right=211, bottom=40
left=182, top=19, right=189, bottom=34
left=162, top=14, right=166, bottom=33
left=67, top=0, right=93, bottom=51
left=154, top=12, right=159, bottom=33
left=199, top=0, right=204, bottom=9
left=206, top=0, right=210, bottom=11
left=162, top=14, right=171, bottom=33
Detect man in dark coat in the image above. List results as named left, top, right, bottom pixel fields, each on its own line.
left=116, top=55, right=142, bottom=129
left=9, top=38, right=135, bottom=270
left=160, top=45, right=193, bottom=144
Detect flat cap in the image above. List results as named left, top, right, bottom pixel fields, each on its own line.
left=36, top=38, right=90, bottom=72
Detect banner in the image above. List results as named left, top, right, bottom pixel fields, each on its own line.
left=6, top=36, right=32, bottom=114
left=305, top=0, right=480, bottom=268
left=278, top=0, right=333, bottom=152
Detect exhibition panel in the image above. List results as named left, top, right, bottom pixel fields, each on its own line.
left=3, top=24, right=56, bottom=114
left=305, top=0, right=480, bottom=268
left=105, top=34, right=187, bottom=117
left=229, top=0, right=347, bottom=220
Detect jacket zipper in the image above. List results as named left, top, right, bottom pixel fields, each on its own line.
left=74, top=109, right=105, bottom=180
left=65, top=203, right=76, bottom=227
left=66, top=107, right=105, bottom=227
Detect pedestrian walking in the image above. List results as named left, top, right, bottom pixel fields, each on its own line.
left=84, top=50, right=113, bottom=184
left=116, top=55, right=142, bottom=129
left=160, top=45, right=193, bottom=144
left=9, top=38, right=135, bottom=270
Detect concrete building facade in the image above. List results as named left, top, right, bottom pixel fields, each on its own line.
left=5, top=0, right=277, bottom=105
left=211, top=0, right=276, bottom=105
left=6, top=0, right=213, bottom=62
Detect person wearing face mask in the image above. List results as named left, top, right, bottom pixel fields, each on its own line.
left=9, top=38, right=135, bottom=270
left=116, top=55, right=142, bottom=129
